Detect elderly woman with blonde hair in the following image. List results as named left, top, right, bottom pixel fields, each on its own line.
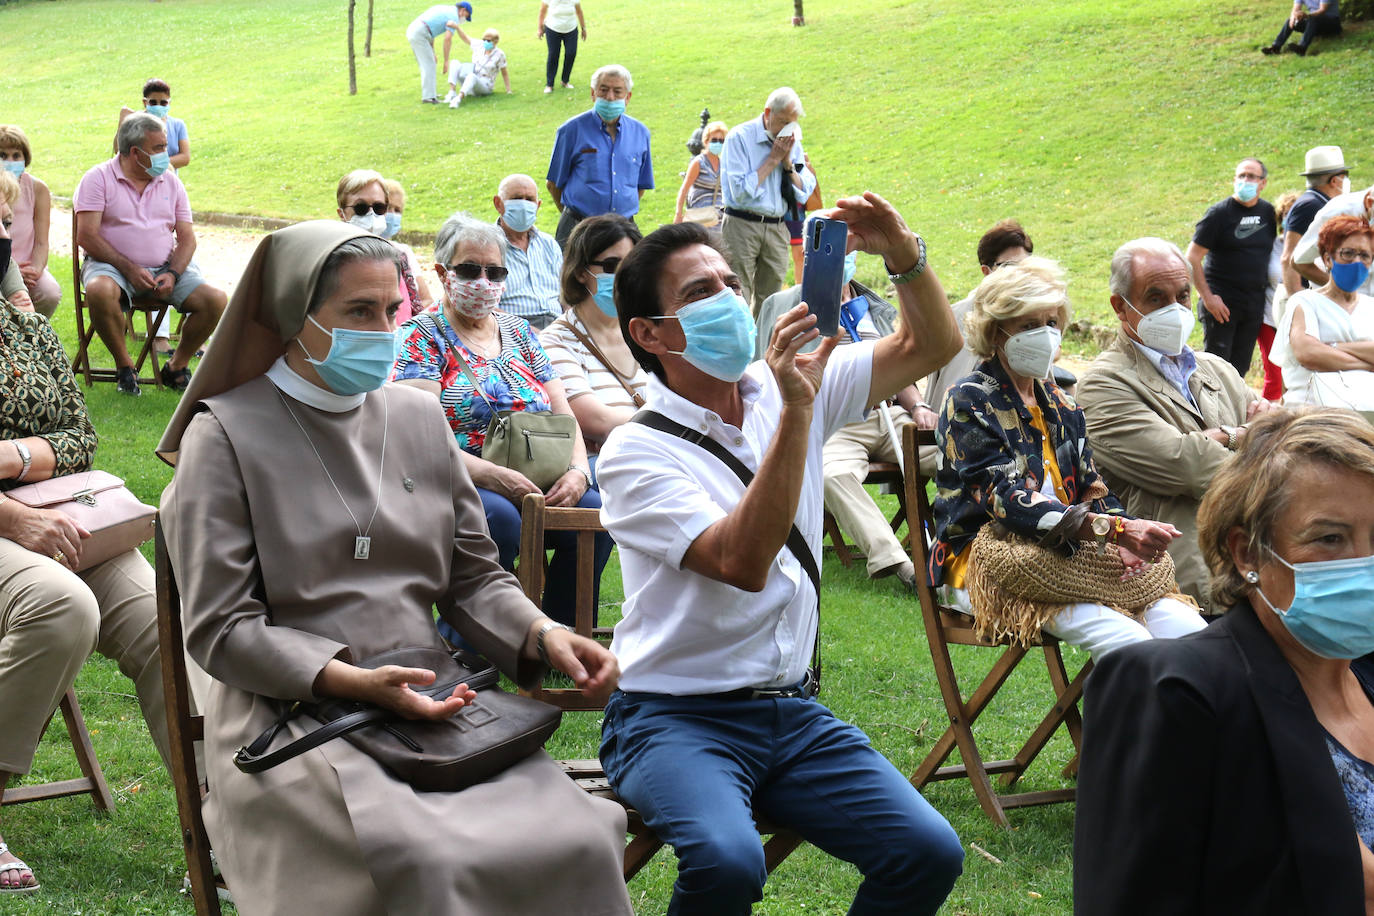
left=1075, top=407, right=1374, bottom=913
left=929, top=256, right=1206, bottom=657
left=673, top=119, right=728, bottom=228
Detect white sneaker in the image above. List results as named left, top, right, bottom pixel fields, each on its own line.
left=543, top=86, right=554, bottom=94
left=449, top=96, right=461, bottom=108
left=443, top=90, right=456, bottom=103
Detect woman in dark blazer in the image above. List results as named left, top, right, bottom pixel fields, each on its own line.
left=1074, top=407, right=1374, bottom=915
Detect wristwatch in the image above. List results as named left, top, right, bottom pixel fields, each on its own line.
left=886, top=235, right=928, bottom=284
left=535, top=621, right=573, bottom=666
left=1091, top=515, right=1113, bottom=554
left=12, top=441, right=31, bottom=481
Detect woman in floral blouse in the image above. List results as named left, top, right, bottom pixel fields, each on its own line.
left=393, top=213, right=609, bottom=630
left=930, top=257, right=1206, bottom=657
left=0, top=237, right=169, bottom=894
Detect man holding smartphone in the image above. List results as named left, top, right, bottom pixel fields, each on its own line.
left=597, top=193, right=965, bottom=914
left=720, top=87, right=816, bottom=313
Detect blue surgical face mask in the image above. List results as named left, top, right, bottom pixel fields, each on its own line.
left=140, top=148, right=171, bottom=178
left=1234, top=179, right=1259, bottom=202
left=656, top=287, right=757, bottom=382
left=707, top=140, right=724, bottom=157
left=594, top=98, right=626, bottom=122
left=842, top=251, right=857, bottom=287
left=145, top=104, right=169, bottom=119
left=2, top=161, right=25, bottom=178
left=592, top=273, right=617, bottom=316
left=382, top=212, right=403, bottom=239
left=482, top=39, right=494, bottom=50
left=1331, top=260, right=1370, bottom=293
left=297, top=314, right=397, bottom=395
left=1252, top=547, right=1374, bottom=659
left=501, top=198, right=538, bottom=233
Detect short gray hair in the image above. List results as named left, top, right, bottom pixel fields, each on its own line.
left=1108, top=237, right=1191, bottom=299
left=117, top=112, right=165, bottom=157
left=497, top=173, right=537, bottom=200
left=435, top=212, right=508, bottom=266
left=765, top=86, right=803, bottom=117
left=590, top=64, right=633, bottom=92
left=308, top=236, right=402, bottom=315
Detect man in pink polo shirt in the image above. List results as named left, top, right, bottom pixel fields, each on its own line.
left=74, top=112, right=225, bottom=395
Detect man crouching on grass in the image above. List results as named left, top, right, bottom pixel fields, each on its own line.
left=595, top=192, right=965, bottom=913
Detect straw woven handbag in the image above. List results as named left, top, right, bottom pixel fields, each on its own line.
left=965, top=524, right=1196, bottom=646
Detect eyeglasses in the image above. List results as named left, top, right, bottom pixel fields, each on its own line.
left=1236, top=172, right=1265, bottom=181
left=446, top=262, right=510, bottom=281
left=348, top=201, right=388, bottom=217
left=1335, top=248, right=1374, bottom=265
left=588, top=257, right=622, bottom=275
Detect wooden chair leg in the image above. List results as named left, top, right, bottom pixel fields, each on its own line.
left=762, top=830, right=804, bottom=871
left=823, top=510, right=854, bottom=568
left=998, top=658, right=1091, bottom=789
left=59, top=689, right=115, bottom=811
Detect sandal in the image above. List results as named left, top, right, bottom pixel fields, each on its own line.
left=0, top=842, right=39, bottom=894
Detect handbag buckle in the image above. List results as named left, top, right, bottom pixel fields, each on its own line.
left=72, top=489, right=98, bottom=507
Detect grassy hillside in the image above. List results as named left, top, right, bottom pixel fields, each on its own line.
left=3, top=0, right=1371, bottom=325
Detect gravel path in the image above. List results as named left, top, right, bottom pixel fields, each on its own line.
left=47, top=204, right=442, bottom=302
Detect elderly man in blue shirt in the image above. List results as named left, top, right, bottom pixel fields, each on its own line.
left=546, top=64, right=654, bottom=249
left=721, top=86, right=817, bottom=313
left=493, top=173, right=564, bottom=330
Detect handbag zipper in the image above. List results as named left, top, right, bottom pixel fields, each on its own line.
left=522, top=428, right=571, bottom=460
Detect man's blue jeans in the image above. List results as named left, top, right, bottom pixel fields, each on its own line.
left=600, top=690, right=964, bottom=915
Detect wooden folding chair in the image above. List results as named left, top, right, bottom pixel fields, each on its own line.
left=515, top=493, right=805, bottom=879
left=70, top=207, right=172, bottom=389
left=822, top=460, right=907, bottom=568
left=902, top=425, right=1090, bottom=826
left=154, top=517, right=226, bottom=916
left=0, top=689, right=115, bottom=812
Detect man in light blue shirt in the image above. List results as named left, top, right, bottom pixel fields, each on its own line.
left=546, top=64, right=654, bottom=248
left=720, top=86, right=816, bottom=312
left=407, top=3, right=473, bottom=103
left=493, top=173, right=564, bottom=330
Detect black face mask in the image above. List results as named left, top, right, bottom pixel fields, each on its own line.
left=0, top=238, right=10, bottom=286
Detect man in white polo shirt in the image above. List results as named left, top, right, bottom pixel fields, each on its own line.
left=595, top=193, right=965, bottom=914
left=74, top=112, right=225, bottom=395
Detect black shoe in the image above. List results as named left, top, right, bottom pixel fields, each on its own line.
left=1284, top=43, right=1301, bottom=53
left=1260, top=44, right=1279, bottom=55
left=116, top=366, right=141, bottom=396
left=1298, top=45, right=1315, bottom=56
left=160, top=363, right=192, bottom=392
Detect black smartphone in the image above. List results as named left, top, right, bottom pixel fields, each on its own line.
left=801, top=217, right=848, bottom=338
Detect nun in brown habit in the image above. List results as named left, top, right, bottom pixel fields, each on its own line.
left=157, top=221, right=632, bottom=916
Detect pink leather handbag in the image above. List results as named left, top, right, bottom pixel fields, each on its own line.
left=6, top=470, right=156, bottom=571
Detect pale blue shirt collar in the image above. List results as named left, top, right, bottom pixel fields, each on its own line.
left=1131, top=340, right=1198, bottom=407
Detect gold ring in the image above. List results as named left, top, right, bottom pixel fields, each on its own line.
left=771, top=345, right=787, bottom=353
left=52, top=551, right=65, bottom=563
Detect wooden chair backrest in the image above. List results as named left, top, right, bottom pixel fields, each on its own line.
left=154, top=517, right=223, bottom=916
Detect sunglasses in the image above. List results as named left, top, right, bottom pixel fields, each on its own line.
left=447, top=262, right=509, bottom=282
left=348, top=201, right=388, bottom=217
left=588, top=257, right=623, bottom=275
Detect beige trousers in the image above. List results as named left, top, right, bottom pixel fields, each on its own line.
left=0, top=541, right=169, bottom=776
left=720, top=214, right=790, bottom=314
left=822, top=407, right=937, bottom=577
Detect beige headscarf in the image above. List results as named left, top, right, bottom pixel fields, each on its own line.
left=156, top=220, right=372, bottom=466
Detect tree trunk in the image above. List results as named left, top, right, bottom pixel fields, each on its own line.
left=793, top=0, right=805, bottom=25
left=365, top=0, right=374, bottom=57
left=347, top=0, right=357, bottom=94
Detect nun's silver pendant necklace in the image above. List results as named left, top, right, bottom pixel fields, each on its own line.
left=277, top=387, right=388, bottom=560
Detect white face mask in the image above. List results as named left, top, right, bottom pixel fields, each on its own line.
left=1002, top=325, right=1060, bottom=380
left=1124, top=298, right=1194, bottom=357
left=348, top=212, right=387, bottom=236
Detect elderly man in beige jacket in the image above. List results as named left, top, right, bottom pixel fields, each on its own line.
left=1077, top=237, right=1270, bottom=612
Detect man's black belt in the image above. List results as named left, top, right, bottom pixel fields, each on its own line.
left=708, top=669, right=818, bottom=702
left=724, top=207, right=783, bottom=225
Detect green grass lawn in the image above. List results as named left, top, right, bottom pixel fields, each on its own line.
left=2, top=0, right=1371, bottom=911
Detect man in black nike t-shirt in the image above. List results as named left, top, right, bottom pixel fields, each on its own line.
left=1185, top=157, right=1278, bottom=378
